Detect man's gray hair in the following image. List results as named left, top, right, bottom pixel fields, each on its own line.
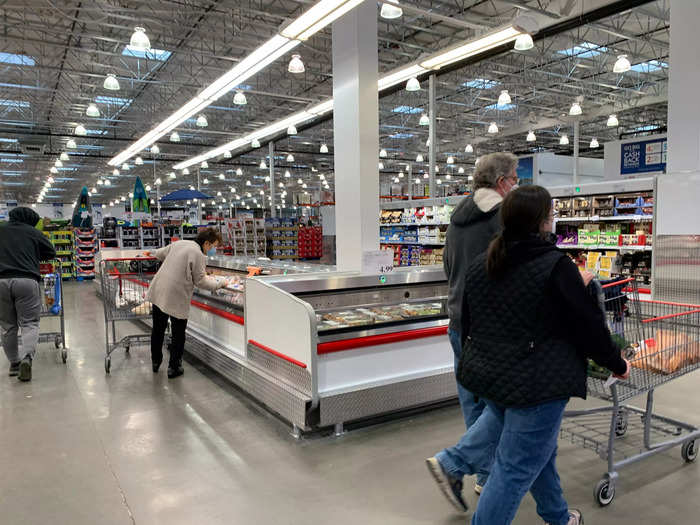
left=473, top=152, right=518, bottom=190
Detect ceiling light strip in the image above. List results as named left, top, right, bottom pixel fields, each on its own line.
left=172, top=23, right=526, bottom=170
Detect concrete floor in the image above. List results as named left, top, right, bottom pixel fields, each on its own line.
left=1, top=282, right=699, bottom=525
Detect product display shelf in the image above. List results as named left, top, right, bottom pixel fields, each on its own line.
left=140, top=226, right=161, bottom=250
left=44, top=230, right=75, bottom=279
left=75, top=228, right=97, bottom=280
left=266, top=217, right=299, bottom=259
left=557, top=244, right=652, bottom=252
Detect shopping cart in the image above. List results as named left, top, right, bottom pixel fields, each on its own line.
left=99, top=257, right=159, bottom=373
left=561, top=278, right=700, bottom=506
left=38, top=260, right=68, bottom=363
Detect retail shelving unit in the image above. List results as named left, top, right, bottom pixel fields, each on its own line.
left=140, top=226, right=161, bottom=250
left=75, top=228, right=97, bottom=280
left=266, top=217, right=299, bottom=259
left=117, top=225, right=140, bottom=249
left=44, top=230, right=75, bottom=279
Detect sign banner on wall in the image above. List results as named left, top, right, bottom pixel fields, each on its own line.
left=621, top=138, right=667, bottom=176
left=516, top=156, right=534, bottom=185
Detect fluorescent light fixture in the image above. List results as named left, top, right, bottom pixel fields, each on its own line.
left=170, top=131, right=180, bottom=142
left=281, top=0, right=366, bottom=41
left=526, top=130, right=536, bottom=142
left=66, top=139, right=77, bottom=149
left=488, top=122, right=499, bottom=134
left=86, top=103, right=100, bottom=117
left=103, top=74, right=120, bottom=91
left=196, top=114, right=208, bottom=127
left=320, top=143, right=329, bottom=153
left=590, top=137, right=600, bottom=148
left=607, top=114, right=619, bottom=127
left=465, top=144, right=473, bottom=153
left=380, top=1, right=403, bottom=19
left=416, top=154, right=424, bottom=162
left=569, top=102, right=582, bottom=116
left=559, top=134, right=569, bottom=145
left=613, top=54, right=631, bottom=74
left=59, top=152, right=69, bottom=161
left=497, top=90, right=511, bottom=107
left=405, top=77, right=420, bottom=91
left=75, top=124, right=87, bottom=136
left=287, top=124, right=298, bottom=135
left=233, top=91, right=247, bottom=105
left=420, top=26, right=520, bottom=70
left=419, top=113, right=430, bottom=126
left=514, top=33, right=534, bottom=51
left=130, top=27, right=151, bottom=51
left=135, top=156, right=143, bottom=165
left=288, top=54, right=305, bottom=74
left=379, top=149, right=387, bottom=158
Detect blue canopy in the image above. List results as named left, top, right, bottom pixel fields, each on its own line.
left=160, top=189, right=214, bottom=201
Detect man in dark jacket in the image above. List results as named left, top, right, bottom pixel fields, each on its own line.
left=426, top=152, right=519, bottom=512
left=0, top=207, right=56, bottom=381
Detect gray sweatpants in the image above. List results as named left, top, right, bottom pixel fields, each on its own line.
left=0, top=278, right=41, bottom=364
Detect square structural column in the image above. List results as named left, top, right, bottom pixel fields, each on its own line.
left=332, top=1, right=380, bottom=272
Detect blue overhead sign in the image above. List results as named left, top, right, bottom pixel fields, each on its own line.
left=621, top=138, right=667, bottom=176
left=516, top=156, right=533, bottom=185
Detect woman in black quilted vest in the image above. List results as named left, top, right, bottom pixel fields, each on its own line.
left=458, top=185, right=629, bottom=525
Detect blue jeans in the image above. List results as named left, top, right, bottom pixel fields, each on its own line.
left=436, top=329, right=492, bottom=485
left=471, top=399, right=570, bottom=525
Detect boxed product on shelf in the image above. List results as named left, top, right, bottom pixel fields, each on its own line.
left=553, top=198, right=573, bottom=218
left=615, top=195, right=643, bottom=209
left=578, top=228, right=600, bottom=246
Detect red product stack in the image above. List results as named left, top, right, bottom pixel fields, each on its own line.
left=298, top=226, right=323, bottom=259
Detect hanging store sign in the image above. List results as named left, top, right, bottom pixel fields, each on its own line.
left=621, top=138, right=667, bottom=176
left=516, top=156, right=534, bottom=185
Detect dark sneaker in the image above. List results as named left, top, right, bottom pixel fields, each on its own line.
left=426, top=456, right=468, bottom=513
left=9, top=362, right=20, bottom=377
left=152, top=360, right=162, bottom=373
left=18, top=357, right=32, bottom=382
left=167, top=364, right=184, bottom=379
left=567, top=510, right=583, bottom=525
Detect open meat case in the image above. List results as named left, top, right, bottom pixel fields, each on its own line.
left=243, top=267, right=452, bottom=434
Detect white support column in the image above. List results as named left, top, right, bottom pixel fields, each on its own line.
left=269, top=142, right=276, bottom=218
left=428, top=74, right=437, bottom=198
left=573, top=120, right=580, bottom=187
left=332, top=1, right=379, bottom=272
left=196, top=167, right=202, bottom=224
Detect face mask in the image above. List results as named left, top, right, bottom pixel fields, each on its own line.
left=207, top=246, right=217, bottom=256
left=509, top=183, right=519, bottom=192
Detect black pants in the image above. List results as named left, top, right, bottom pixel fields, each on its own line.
left=151, top=304, right=188, bottom=367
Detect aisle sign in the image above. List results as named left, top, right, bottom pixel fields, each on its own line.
left=362, top=250, right=394, bottom=275
left=621, top=138, right=667, bottom=176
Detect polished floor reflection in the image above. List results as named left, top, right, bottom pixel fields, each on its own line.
left=0, top=282, right=698, bottom=524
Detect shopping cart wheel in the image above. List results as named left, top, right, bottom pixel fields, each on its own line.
left=54, top=335, right=62, bottom=349
left=104, top=356, right=111, bottom=374
left=682, top=440, right=698, bottom=463
left=594, top=478, right=615, bottom=507
left=61, top=349, right=68, bottom=363
left=615, top=411, right=628, bottom=437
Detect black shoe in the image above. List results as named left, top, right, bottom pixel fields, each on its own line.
left=18, top=357, right=32, bottom=382
left=152, top=360, right=162, bottom=373
left=426, top=456, right=468, bottom=513
left=167, top=364, right=184, bottom=379
left=9, top=362, right=20, bottom=377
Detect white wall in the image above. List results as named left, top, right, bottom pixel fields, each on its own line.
left=534, top=152, right=604, bottom=187
left=603, top=133, right=666, bottom=180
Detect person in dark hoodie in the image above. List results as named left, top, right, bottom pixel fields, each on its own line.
left=426, top=152, right=519, bottom=511
left=457, top=185, right=629, bottom=525
left=0, top=207, right=56, bottom=381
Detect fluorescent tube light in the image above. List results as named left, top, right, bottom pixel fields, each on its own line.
left=420, top=26, right=520, bottom=69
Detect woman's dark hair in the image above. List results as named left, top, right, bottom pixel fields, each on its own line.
left=195, top=227, right=223, bottom=250
left=486, top=185, right=552, bottom=278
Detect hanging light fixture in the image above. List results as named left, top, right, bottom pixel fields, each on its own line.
left=233, top=91, right=247, bottom=105
left=419, top=113, right=430, bottom=126
left=607, top=114, right=619, bottom=127
left=251, top=138, right=261, bottom=148
left=201, top=161, right=208, bottom=169
left=446, top=173, right=451, bottom=180
left=284, top=170, right=291, bottom=178
left=155, top=178, right=162, bottom=186
left=112, top=169, right=120, bottom=177
left=380, top=0, right=403, bottom=19
left=297, top=178, right=303, bottom=184
left=559, top=134, right=570, bottom=145
left=458, top=166, right=465, bottom=174
left=426, top=138, right=430, bottom=147
left=86, top=103, right=100, bottom=117
left=378, top=162, right=384, bottom=170
left=196, top=114, right=208, bottom=127
left=393, top=177, right=400, bottom=183
left=320, top=143, right=329, bottom=154
left=169, top=172, right=176, bottom=179
left=497, top=90, right=511, bottom=107
left=415, top=177, right=421, bottom=184
left=169, top=131, right=180, bottom=142
left=151, top=144, right=160, bottom=154
left=74, top=124, right=87, bottom=136
left=488, top=122, right=499, bottom=134
left=54, top=159, right=63, bottom=168
left=526, top=130, right=536, bottom=142
left=66, top=139, right=77, bottom=149
left=514, top=33, right=534, bottom=51
left=436, top=178, right=442, bottom=185
left=446, top=156, right=455, bottom=164
left=423, top=173, right=429, bottom=179
left=288, top=54, right=305, bottom=74
left=259, top=159, right=267, bottom=169
left=47, top=177, right=54, bottom=184
left=121, top=163, right=130, bottom=171
left=183, top=168, right=190, bottom=175
left=103, top=73, right=120, bottom=91
left=405, top=77, right=420, bottom=92
left=613, top=54, right=631, bottom=74
left=235, top=167, right=243, bottom=176
left=435, top=165, right=440, bottom=173
left=218, top=173, right=225, bottom=180
left=465, top=144, right=473, bottom=153
left=130, top=27, right=151, bottom=51
left=379, top=149, right=387, bottom=158
left=416, top=154, right=424, bottom=162
left=569, top=102, right=583, bottom=116
left=286, top=153, right=295, bottom=162
left=135, top=156, right=144, bottom=165
left=223, top=150, right=232, bottom=159
left=590, top=137, right=600, bottom=148
left=50, top=166, right=58, bottom=174
left=59, top=152, right=69, bottom=161
left=202, top=178, right=208, bottom=185
left=145, top=184, right=152, bottom=191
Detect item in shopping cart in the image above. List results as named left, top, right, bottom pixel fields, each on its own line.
left=131, top=301, right=152, bottom=316
left=632, top=329, right=700, bottom=375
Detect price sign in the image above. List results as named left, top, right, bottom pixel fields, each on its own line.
left=362, top=250, right=395, bottom=275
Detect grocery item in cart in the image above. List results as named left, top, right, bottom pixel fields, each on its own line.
left=631, top=329, right=700, bottom=375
